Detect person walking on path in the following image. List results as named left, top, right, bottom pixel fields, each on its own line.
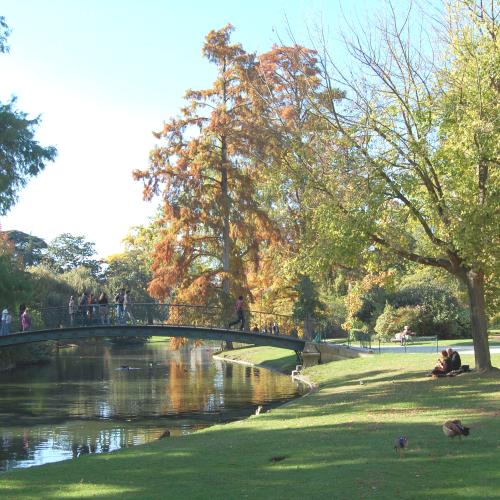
left=21, top=308, right=31, bottom=332
left=68, top=296, right=76, bottom=326
left=228, top=296, right=245, bottom=331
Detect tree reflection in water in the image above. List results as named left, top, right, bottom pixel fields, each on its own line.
left=0, top=342, right=303, bottom=471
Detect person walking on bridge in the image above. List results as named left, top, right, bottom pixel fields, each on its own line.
left=228, top=296, right=245, bottom=331
left=21, top=308, right=31, bottom=332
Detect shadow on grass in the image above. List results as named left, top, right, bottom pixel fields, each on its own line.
left=1, top=416, right=499, bottom=499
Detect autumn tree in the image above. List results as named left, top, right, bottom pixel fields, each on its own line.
left=263, top=1, right=498, bottom=370
left=134, top=25, right=275, bottom=312
left=245, top=45, right=332, bottom=314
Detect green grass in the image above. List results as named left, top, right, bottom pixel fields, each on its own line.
left=1, top=349, right=499, bottom=499
left=326, top=337, right=500, bottom=348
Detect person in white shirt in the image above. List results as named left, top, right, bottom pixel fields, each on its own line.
left=1, top=308, right=8, bottom=336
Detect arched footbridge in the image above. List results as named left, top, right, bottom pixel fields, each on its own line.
left=0, top=303, right=320, bottom=363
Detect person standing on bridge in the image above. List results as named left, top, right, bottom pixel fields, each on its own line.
left=4, top=310, right=11, bottom=335
left=99, top=292, right=109, bottom=325
left=21, top=308, right=31, bottom=332
left=79, top=292, right=88, bottom=326
left=123, top=290, right=135, bottom=325
left=1, top=308, right=12, bottom=335
left=115, top=289, right=125, bottom=324
left=68, top=296, right=76, bottom=326
left=1, top=307, right=7, bottom=335
left=228, top=296, right=245, bottom=331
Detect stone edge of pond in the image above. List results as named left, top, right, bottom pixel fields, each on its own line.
left=212, top=352, right=318, bottom=396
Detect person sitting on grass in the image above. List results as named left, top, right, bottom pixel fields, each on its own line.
left=447, top=347, right=462, bottom=371
left=430, top=350, right=451, bottom=377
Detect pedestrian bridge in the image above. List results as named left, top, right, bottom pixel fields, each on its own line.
left=0, top=303, right=307, bottom=354
left=0, top=324, right=306, bottom=352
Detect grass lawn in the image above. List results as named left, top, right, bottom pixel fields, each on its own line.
left=327, top=337, right=500, bottom=349
left=1, top=348, right=499, bottom=499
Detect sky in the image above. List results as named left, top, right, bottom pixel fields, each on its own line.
left=0, top=0, right=387, bottom=257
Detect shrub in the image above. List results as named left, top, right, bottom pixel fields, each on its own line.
left=349, top=328, right=370, bottom=342
left=371, top=283, right=471, bottom=339
left=374, top=304, right=423, bottom=339
left=353, top=285, right=387, bottom=326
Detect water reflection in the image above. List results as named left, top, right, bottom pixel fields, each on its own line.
left=0, top=342, right=303, bottom=471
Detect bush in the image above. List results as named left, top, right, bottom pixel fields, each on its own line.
left=372, top=284, right=471, bottom=339
left=353, top=285, right=387, bottom=326
left=374, top=305, right=423, bottom=339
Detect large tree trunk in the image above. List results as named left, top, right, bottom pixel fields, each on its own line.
left=463, top=269, right=492, bottom=372
left=303, top=314, right=315, bottom=341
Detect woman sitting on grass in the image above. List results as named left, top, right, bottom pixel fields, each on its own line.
left=431, top=350, right=451, bottom=377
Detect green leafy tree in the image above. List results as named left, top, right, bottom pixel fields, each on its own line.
left=104, top=226, right=155, bottom=304
left=43, top=233, right=101, bottom=276
left=0, top=234, right=31, bottom=312
left=60, top=267, right=100, bottom=296
left=28, top=266, right=75, bottom=308
left=265, top=1, right=497, bottom=370
left=0, top=17, right=56, bottom=214
left=292, top=275, right=324, bottom=339
left=5, top=229, right=47, bottom=266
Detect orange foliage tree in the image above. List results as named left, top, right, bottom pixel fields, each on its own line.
left=244, top=45, right=331, bottom=314
left=134, top=25, right=276, bottom=314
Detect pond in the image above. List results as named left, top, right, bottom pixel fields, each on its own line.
left=0, top=341, right=303, bottom=471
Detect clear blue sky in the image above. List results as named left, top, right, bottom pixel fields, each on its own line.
left=0, top=0, right=401, bottom=257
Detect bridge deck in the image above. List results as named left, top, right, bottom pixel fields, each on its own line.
left=0, top=325, right=306, bottom=352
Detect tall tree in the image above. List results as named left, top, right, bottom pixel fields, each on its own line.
left=265, top=1, right=498, bottom=370
left=245, top=45, right=330, bottom=313
left=44, top=233, right=101, bottom=277
left=0, top=233, right=31, bottom=311
left=5, top=229, right=47, bottom=266
left=134, top=25, right=275, bottom=308
left=0, top=17, right=56, bottom=214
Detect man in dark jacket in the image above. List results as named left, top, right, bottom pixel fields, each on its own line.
left=447, top=348, right=462, bottom=371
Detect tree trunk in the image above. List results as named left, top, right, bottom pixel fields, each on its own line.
left=221, top=135, right=233, bottom=349
left=303, top=314, right=315, bottom=341
left=463, top=269, right=492, bottom=372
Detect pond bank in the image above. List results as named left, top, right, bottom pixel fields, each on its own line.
left=213, top=347, right=318, bottom=392
left=1, top=348, right=499, bottom=499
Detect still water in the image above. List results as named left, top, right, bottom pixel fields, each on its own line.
left=0, top=341, right=303, bottom=471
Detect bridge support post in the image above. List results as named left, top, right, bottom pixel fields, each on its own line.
left=301, top=343, right=321, bottom=367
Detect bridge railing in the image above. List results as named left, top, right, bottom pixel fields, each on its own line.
left=8, top=303, right=299, bottom=337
